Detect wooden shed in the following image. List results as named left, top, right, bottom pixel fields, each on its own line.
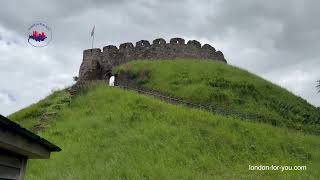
left=0, top=114, right=61, bottom=180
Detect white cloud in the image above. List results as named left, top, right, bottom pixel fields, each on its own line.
left=0, top=0, right=320, bottom=116
left=0, top=25, right=75, bottom=115
left=263, top=58, right=320, bottom=106
left=0, top=92, right=13, bottom=105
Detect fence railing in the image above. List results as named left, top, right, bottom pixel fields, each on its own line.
left=69, top=80, right=318, bottom=134
left=116, top=84, right=282, bottom=126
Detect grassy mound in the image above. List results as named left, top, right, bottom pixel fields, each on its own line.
left=114, top=60, right=320, bottom=134
left=9, top=83, right=320, bottom=179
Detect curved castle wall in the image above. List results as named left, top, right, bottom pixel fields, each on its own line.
left=78, top=37, right=227, bottom=81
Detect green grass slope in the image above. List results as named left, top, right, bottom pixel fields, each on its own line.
left=9, top=83, right=320, bottom=179
left=114, top=60, right=320, bottom=134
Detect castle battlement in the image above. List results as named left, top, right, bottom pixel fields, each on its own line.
left=79, top=37, right=227, bottom=81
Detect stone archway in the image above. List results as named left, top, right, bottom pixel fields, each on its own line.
left=103, top=70, right=113, bottom=83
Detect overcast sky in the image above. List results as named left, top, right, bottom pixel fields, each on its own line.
left=0, top=0, right=319, bottom=116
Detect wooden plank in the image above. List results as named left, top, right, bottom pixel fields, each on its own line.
left=0, top=164, right=20, bottom=179
left=18, top=157, right=27, bottom=180
left=0, top=152, right=22, bottom=168
left=0, top=128, right=51, bottom=159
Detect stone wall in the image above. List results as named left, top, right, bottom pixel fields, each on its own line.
left=78, top=37, right=227, bottom=81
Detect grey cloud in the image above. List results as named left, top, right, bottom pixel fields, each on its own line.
left=205, top=1, right=320, bottom=58
left=0, top=0, right=319, bottom=115
left=0, top=0, right=128, bottom=43
left=0, top=90, right=16, bottom=102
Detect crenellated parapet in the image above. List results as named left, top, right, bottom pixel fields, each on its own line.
left=78, top=37, right=227, bottom=81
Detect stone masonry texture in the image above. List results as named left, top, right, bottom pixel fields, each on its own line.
left=78, top=37, right=227, bottom=81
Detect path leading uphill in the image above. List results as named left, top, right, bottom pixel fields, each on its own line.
left=116, top=84, right=281, bottom=127
left=69, top=81, right=310, bottom=134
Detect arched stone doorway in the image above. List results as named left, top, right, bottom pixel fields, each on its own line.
left=103, top=70, right=113, bottom=81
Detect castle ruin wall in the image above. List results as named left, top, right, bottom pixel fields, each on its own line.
left=78, top=37, right=227, bottom=81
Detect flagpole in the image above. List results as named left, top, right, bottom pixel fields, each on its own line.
left=91, top=31, right=94, bottom=49
left=91, top=25, right=95, bottom=50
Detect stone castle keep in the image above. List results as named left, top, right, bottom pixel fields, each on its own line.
left=78, top=37, right=227, bottom=81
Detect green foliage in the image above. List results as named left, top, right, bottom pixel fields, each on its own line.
left=114, top=60, right=320, bottom=134
left=10, top=83, right=320, bottom=179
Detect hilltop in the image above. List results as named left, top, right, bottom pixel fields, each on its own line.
left=9, top=60, right=320, bottom=179
left=114, top=60, right=320, bottom=134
